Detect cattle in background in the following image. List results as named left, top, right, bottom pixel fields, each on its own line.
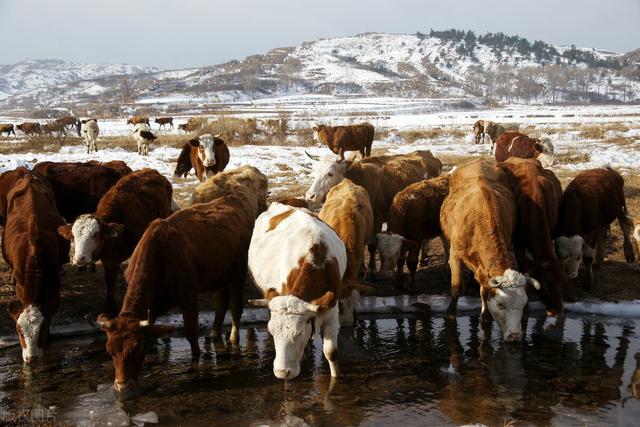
left=91, top=195, right=255, bottom=392
left=318, top=179, right=373, bottom=326
left=0, top=124, right=16, bottom=136
left=55, top=116, right=80, bottom=134
left=133, top=123, right=157, bottom=156
left=440, top=158, right=541, bottom=342
left=189, top=165, right=268, bottom=218
left=173, top=134, right=230, bottom=182
left=277, top=197, right=309, bottom=208
left=0, top=167, right=36, bottom=226
left=483, top=121, right=520, bottom=152
left=82, top=119, right=99, bottom=153
left=155, top=117, right=174, bottom=130
left=42, top=121, right=67, bottom=136
left=248, top=203, right=347, bottom=379
left=177, top=118, right=204, bottom=133
left=305, top=150, right=442, bottom=273
left=495, top=131, right=555, bottom=167
left=58, top=169, right=173, bottom=313
left=555, top=168, right=635, bottom=289
left=33, top=160, right=132, bottom=222
left=16, top=122, right=42, bottom=136
left=313, top=123, right=375, bottom=160
left=497, top=158, right=565, bottom=316
left=2, top=171, right=69, bottom=364
left=473, top=120, right=485, bottom=144
left=377, top=175, right=450, bottom=292
left=127, top=116, right=149, bottom=126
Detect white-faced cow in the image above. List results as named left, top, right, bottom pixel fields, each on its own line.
left=82, top=119, right=99, bottom=153
left=248, top=203, right=347, bottom=380
left=440, top=158, right=541, bottom=342
left=173, top=134, right=230, bottom=182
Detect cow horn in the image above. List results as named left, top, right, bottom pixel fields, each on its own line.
left=305, top=151, right=320, bottom=161
left=525, top=276, right=541, bottom=290
left=139, top=310, right=152, bottom=327
left=86, top=314, right=111, bottom=330
left=248, top=299, right=270, bottom=307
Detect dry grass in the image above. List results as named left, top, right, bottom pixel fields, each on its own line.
left=577, top=122, right=630, bottom=140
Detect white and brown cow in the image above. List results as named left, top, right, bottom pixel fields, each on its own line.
left=248, top=203, right=347, bottom=380
left=174, top=134, right=230, bottom=182
left=132, top=123, right=157, bottom=156
left=494, top=131, right=555, bottom=167
left=440, top=158, right=541, bottom=342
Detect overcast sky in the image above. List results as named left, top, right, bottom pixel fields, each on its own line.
left=1, top=0, right=638, bottom=69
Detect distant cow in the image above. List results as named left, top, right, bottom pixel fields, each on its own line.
left=0, top=124, right=15, bottom=136
left=82, top=119, right=99, bottom=153
left=473, top=120, right=485, bottom=144
left=484, top=121, right=520, bottom=152
left=127, top=116, right=149, bottom=126
left=555, top=168, right=635, bottom=289
left=42, top=121, right=66, bottom=136
left=33, top=160, right=132, bottom=222
left=178, top=118, right=204, bottom=133
left=55, top=116, right=79, bottom=134
left=497, top=158, right=566, bottom=316
left=2, top=171, right=69, bottom=364
left=313, top=123, right=375, bottom=160
left=319, top=179, right=373, bottom=326
left=190, top=165, right=268, bottom=218
left=155, top=117, right=173, bottom=130
left=306, top=150, right=442, bottom=273
left=248, top=202, right=347, bottom=380
left=16, top=122, right=41, bottom=136
left=133, top=123, right=157, bottom=156
left=173, top=134, right=230, bottom=182
left=91, top=195, right=256, bottom=392
left=440, top=158, right=541, bottom=342
left=494, top=131, right=555, bottom=167
left=377, top=175, right=450, bottom=291
left=58, top=169, right=173, bottom=314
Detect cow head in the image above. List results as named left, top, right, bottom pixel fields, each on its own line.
left=90, top=314, right=174, bottom=392
left=250, top=291, right=333, bottom=380
left=190, top=134, right=218, bottom=168
left=338, top=287, right=360, bottom=327
left=536, top=138, right=555, bottom=167
left=305, top=153, right=352, bottom=204
left=8, top=303, right=49, bottom=365
left=486, top=269, right=540, bottom=342
left=312, top=125, right=326, bottom=142
left=555, top=235, right=585, bottom=279
left=376, top=232, right=418, bottom=276
left=57, top=215, right=124, bottom=266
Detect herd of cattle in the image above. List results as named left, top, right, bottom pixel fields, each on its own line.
left=0, top=119, right=639, bottom=394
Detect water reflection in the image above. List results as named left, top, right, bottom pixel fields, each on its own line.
left=0, top=314, right=639, bottom=425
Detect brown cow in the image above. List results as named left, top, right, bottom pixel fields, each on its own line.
left=473, top=120, right=485, bottom=144
left=306, top=150, right=442, bottom=273
left=91, top=195, right=255, bottom=392
left=0, top=124, right=15, bottom=136
left=33, top=161, right=132, bottom=222
left=494, top=131, right=555, bottom=167
left=173, top=134, right=230, bottom=182
left=57, top=169, right=173, bottom=314
left=497, top=158, right=566, bottom=316
left=440, top=158, right=541, bottom=342
left=319, top=179, right=373, bottom=326
left=313, top=123, right=375, bottom=160
left=42, top=121, right=67, bottom=136
left=276, top=197, right=309, bottom=208
left=0, top=167, right=34, bottom=226
left=154, top=117, right=174, bottom=130
left=2, top=171, right=69, bottom=364
left=555, top=168, right=635, bottom=289
left=177, top=118, right=204, bottom=133
left=189, top=165, right=268, bottom=218
left=377, top=175, right=450, bottom=291
left=127, top=116, right=149, bottom=126
left=16, top=122, right=42, bottom=135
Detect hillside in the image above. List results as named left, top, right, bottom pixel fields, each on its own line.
left=0, top=31, right=638, bottom=114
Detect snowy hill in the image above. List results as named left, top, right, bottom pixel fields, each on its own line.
left=0, top=32, right=638, bottom=113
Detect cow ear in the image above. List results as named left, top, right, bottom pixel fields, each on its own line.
left=147, top=324, right=176, bottom=337
left=309, top=290, right=335, bottom=313
left=57, top=224, right=73, bottom=241
left=7, top=301, right=22, bottom=321
left=312, top=126, right=318, bottom=131
left=402, top=239, right=418, bottom=253
left=188, top=138, right=199, bottom=147
left=105, top=223, right=125, bottom=238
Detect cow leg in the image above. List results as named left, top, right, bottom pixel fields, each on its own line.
left=367, top=237, right=377, bottom=276
left=582, top=243, right=596, bottom=291
left=595, top=227, right=606, bottom=268
left=365, top=141, right=372, bottom=157
left=339, top=148, right=345, bottom=161
left=182, top=304, right=201, bottom=359
left=228, top=281, right=244, bottom=345
left=210, top=289, right=230, bottom=340
left=359, top=147, right=366, bottom=159
left=446, top=254, right=464, bottom=320
left=395, top=255, right=405, bottom=290
left=618, top=212, right=636, bottom=263
left=321, top=310, right=340, bottom=378
left=406, top=247, right=420, bottom=294
left=440, top=236, right=451, bottom=279
left=103, top=262, right=119, bottom=315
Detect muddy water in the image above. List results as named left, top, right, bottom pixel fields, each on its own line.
left=1, top=313, right=640, bottom=426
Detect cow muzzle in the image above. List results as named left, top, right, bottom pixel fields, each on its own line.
left=503, top=331, right=522, bottom=342
left=73, top=255, right=91, bottom=266
left=114, top=379, right=137, bottom=393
